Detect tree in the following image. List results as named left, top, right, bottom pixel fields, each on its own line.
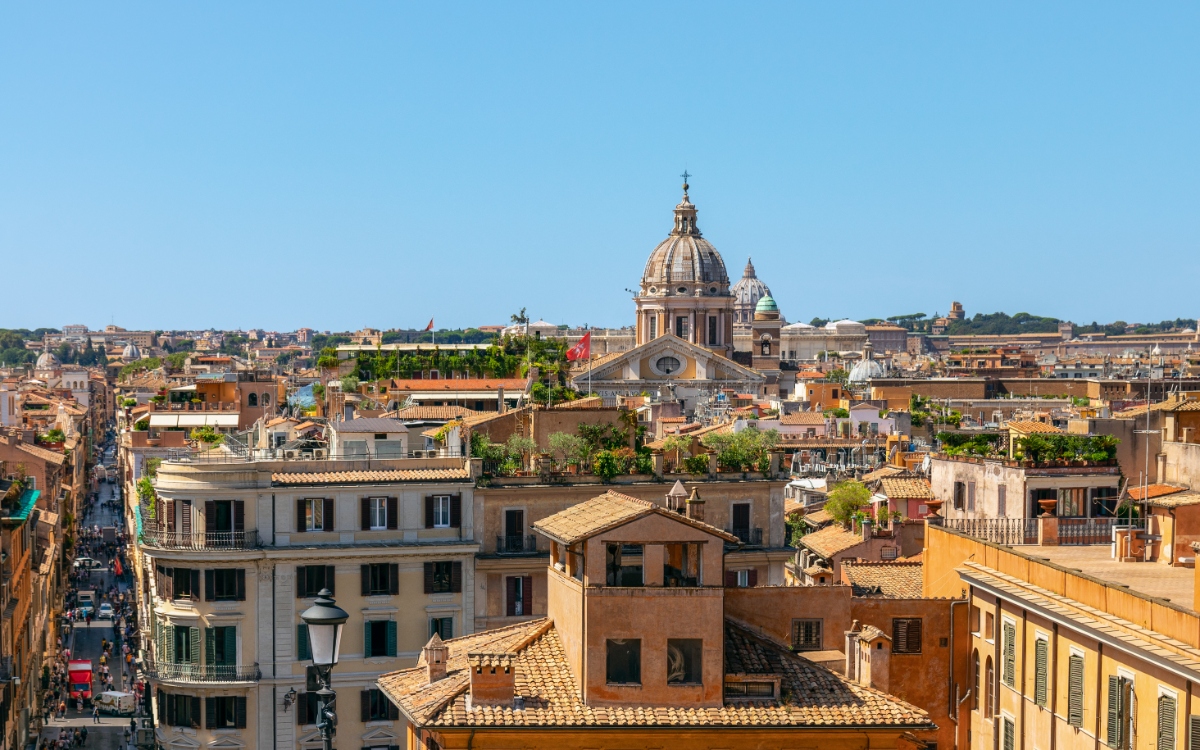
left=826, top=368, right=850, bottom=386
left=825, top=481, right=871, bottom=525
left=548, top=432, right=586, bottom=467
left=190, top=426, right=224, bottom=447
left=510, top=308, right=529, bottom=327
left=339, top=374, right=360, bottom=394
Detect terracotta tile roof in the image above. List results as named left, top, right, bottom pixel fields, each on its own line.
left=388, top=405, right=479, bottom=421
left=860, top=465, right=909, bottom=484
left=804, top=508, right=833, bottom=526
left=14, top=442, right=66, bottom=466
left=1146, top=491, right=1200, bottom=509
left=385, top=378, right=528, bottom=393
left=1127, top=483, right=1187, bottom=501
left=878, top=477, right=933, bottom=500
left=270, top=467, right=471, bottom=486
left=1113, top=396, right=1190, bottom=418
left=533, top=491, right=738, bottom=545
left=842, top=561, right=924, bottom=598
left=661, top=416, right=688, bottom=423
left=377, top=618, right=933, bottom=730
left=553, top=396, right=604, bottom=410
left=1173, top=400, right=1200, bottom=412
left=799, top=524, right=864, bottom=559
left=780, top=412, right=826, bottom=426
left=1006, top=420, right=1062, bottom=434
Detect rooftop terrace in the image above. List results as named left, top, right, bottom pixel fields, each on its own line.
left=1025, top=545, right=1195, bottom=609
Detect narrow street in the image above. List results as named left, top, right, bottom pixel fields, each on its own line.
left=37, top=439, right=139, bottom=750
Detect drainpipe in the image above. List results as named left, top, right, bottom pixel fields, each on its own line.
left=1049, top=623, right=1058, bottom=750
left=950, top=597, right=968, bottom=749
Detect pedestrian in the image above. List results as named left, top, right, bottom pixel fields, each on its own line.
left=92, top=703, right=100, bottom=723
left=80, top=726, right=88, bottom=745
left=58, top=699, right=66, bottom=719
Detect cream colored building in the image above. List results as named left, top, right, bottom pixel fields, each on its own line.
left=128, top=455, right=479, bottom=750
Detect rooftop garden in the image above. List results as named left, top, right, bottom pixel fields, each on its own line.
left=1018, top=433, right=1118, bottom=465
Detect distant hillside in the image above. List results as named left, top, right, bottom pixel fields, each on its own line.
left=945, top=312, right=1060, bottom=336
left=871, top=312, right=1197, bottom=336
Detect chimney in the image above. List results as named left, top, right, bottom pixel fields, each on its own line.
left=686, top=488, right=705, bottom=522
left=467, top=653, right=515, bottom=707
left=497, top=387, right=505, bottom=414
left=423, top=634, right=449, bottom=683
left=666, top=480, right=688, bottom=513
left=861, top=518, right=873, bottom=542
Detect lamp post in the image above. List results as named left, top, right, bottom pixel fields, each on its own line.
left=300, top=589, right=349, bottom=750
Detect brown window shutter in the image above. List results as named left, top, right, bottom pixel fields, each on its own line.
left=451, top=561, right=462, bottom=593
left=748, top=569, right=758, bottom=587
left=361, top=497, right=370, bottom=531
left=296, top=499, right=305, bottom=533
left=423, top=563, right=433, bottom=594
left=725, top=570, right=737, bottom=588
left=295, top=567, right=305, bottom=598
left=325, top=565, right=336, bottom=595
left=450, top=495, right=462, bottom=528
left=424, top=496, right=434, bottom=528
left=165, top=499, right=175, bottom=532
left=388, top=700, right=399, bottom=720
left=203, top=570, right=214, bottom=601
left=389, top=564, right=399, bottom=595
left=323, top=498, right=334, bottom=530
left=205, top=501, right=217, bottom=533
left=233, top=500, right=245, bottom=532
left=386, top=498, right=398, bottom=530
left=522, top=575, right=532, bottom=615
left=506, top=577, right=518, bottom=616
left=360, top=690, right=370, bottom=722
left=361, top=565, right=370, bottom=596
left=236, top=569, right=246, bottom=600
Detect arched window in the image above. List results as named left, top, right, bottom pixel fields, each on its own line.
left=973, top=649, right=980, bottom=710
left=261, top=392, right=270, bottom=406
left=248, top=393, right=258, bottom=407
left=985, top=656, right=994, bottom=718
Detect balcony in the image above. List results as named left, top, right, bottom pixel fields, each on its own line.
left=140, top=528, right=260, bottom=551
left=495, top=535, right=539, bottom=555
left=726, top=527, right=763, bottom=547
left=144, top=659, right=261, bottom=683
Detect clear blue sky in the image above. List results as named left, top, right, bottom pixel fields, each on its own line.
left=3, top=3, right=1198, bottom=332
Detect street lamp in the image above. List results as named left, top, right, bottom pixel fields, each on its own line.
left=300, top=589, right=348, bottom=750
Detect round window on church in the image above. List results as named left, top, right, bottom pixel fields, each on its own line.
left=677, top=287, right=687, bottom=294
left=656, top=356, right=681, bottom=375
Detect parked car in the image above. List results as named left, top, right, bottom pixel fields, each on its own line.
left=73, top=557, right=104, bottom=571
left=97, top=603, right=114, bottom=620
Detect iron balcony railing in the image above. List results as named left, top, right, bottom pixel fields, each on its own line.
left=144, top=659, right=261, bottom=683
left=166, top=446, right=463, bottom=464
left=495, top=535, right=539, bottom=555
left=726, top=527, right=764, bottom=547
left=943, top=518, right=1039, bottom=546
left=139, top=528, right=260, bottom=550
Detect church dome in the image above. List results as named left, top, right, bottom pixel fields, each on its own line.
left=825, top=319, right=867, bottom=336
left=754, top=295, right=778, bottom=314
left=35, top=351, right=60, bottom=370
left=640, top=183, right=730, bottom=296
left=122, top=342, right=141, bottom=361
left=732, top=258, right=771, bottom=308
left=848, top=357, right=885, bottom=384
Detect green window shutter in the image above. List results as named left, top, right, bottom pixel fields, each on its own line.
left=1003, top=717, right=1015, bottom=750
left=1107, top=675, right=1122, bottom=748
left=225, top=627, right=237, bottom=667
left=364, top=621, right=373, bottom=658
left=1034, top=639, right=1048, bottom=707
left=387, top=621, right=397, bottom=657
left=189, top=627, right=201, bottom=665
left=205, top=628, right=215, bottom=666
left=297, top=624, right=310, bottom=661
left=1159, top=695, right=1177, bottom=750
left=1003, top=622, right=1016, bottom=687
left=1068, top=654, right=1084, bottom=727
left=1189, top=715, right=1200, bottom=750
left=165, top=624, right=175, bottom=664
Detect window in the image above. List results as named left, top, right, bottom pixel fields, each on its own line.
left=998, top=484, right=1007, bottom=516
left=371, top=498, right=388, bottom=530
left=297, top=498, right=332, bottom=532
left=429, top=617, right=453, bottom=640
left=361, top=563, right=399, bottom=596
left=424, top=561, right=461, bottom=594
left=726, top=568, right=759, bottom=588
left=361, top=688, right=399, bottom=722
left=708, top=316, right=717, bottom=345
left=426, top=495, right=461, bottom=529
left=970, top=605, right=981, bottom=634
left=361, top=496, right=398, bottom=530
left=171, top=567, right=199, bottom=600
left=1002, top=621, right=1016, bottom=687
left=261, top=392, right=270, bottom=406
left=205, top=569, right=246, bottom=601
left=892, top=618, right=922, bottom=654
left=675, top=316, right=688, bottom=340
left=1068, top=654, right=1084, bottom=727
left=1002, top=716, right=1015, bottom=750
left=649, top=316, right=657, bottom=340
left=205, top=696, right=247, bottom=728
left=174, top=625, right=199, bottom=664
left=1160, top=694, right=1178, bottom=750
left=605, top=544, right=644, bottom=587
left=506, top=575, right=532, bottom=617
left=605, top=639, right=641, bottom=685
left=158, top=692, right=200, bottom=728
left=731, top=502, right=751, bottom=537
left=985, top=611, right=995, bottom=640
left=953, top=482, right=966, bottom=511
left=666, top=639, right=702, bottom=684
left=663, top=543, right=701, bottom=587
left=204, top=626, right=237, bottom=666
left=344, top=440, right=368, bottom=458
left=1034, top=638, right=1049, bottom=707
left=792, top=619, right=823, bottom=651
left=985, top=657, right=994, bottom=719
left=973, top=650, right=980, bottom=710
left=881, top=546, right=898, bottom=560
left=205, top=499, right=242, bottom=535
left=248, top=393, right=258, bottom=407
left=297, top=565, right=336, bottom=598
left=364, top=620, right=397, bottom=658
left=1107, top=675, right=1133, bottom=750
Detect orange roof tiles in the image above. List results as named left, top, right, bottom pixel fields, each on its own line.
left=377, top=618, right=933, bottom=730
left=842, top=561, right=924, bottom=598
left=779, top=412, right=826, bottom=426
left=1006, top=420, right=1063, bottom=434
left=388, top=405, right=479, bottom=421
left=1127, top=484, right=1187, bottom=501
left=799, top=523, right=864, bottom=559
left=878, top=477, right=933, bottom=500
left=532, top=491, right=737, bottom=545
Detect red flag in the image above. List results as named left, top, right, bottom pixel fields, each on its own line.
left=113, top=558, right=123, bottom=576
left=424, top=319, right=434, bottom=332
left=566, top=332, right=591, bottom=362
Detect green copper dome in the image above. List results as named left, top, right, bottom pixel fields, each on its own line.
left=755, top=295, right=778, bottom=313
